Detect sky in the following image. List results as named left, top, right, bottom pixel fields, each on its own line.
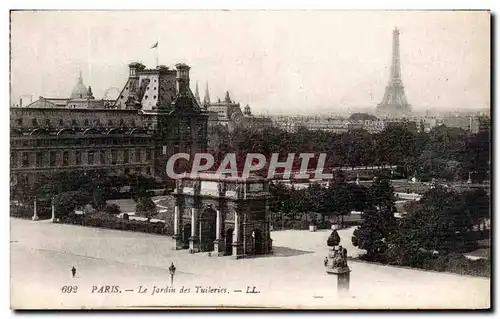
left=10, top=10, right=490, bottom=115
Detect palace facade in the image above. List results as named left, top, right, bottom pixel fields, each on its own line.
left=10, top=62, right=209, bottom=196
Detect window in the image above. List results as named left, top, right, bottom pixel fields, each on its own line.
left=36, top=152, right=43, bottom=166
left=84, top=119, right=89, bottom=126
left=124, top=168, right=130, bottom=175
left=147, top=86, right=150, bottom=90
left=17, top=119, right=22, bottom=126
left=144, top=95, right=148, bottom=99
left=135, top=148, right=141, bottom=162
left=88, top=151, right=94, bottom=165
left=72, top=119, right=78, bottom=127
left=75, top=151, right=81, bottom=165
left=62, top=151, right=69, bottom=166
left=111, top=150, right=117, bottom=165
left=22, top=152, right=29, bottom=167
left=31, top=118, right=38, bottom=127
left=146, top=149, right=151, bottom=161
left=119, top=119, right=125, bottom=127
left=50, top=151, right=56, bottom=166
left=123, top=149, right=129, bottom=163
left=130, top=119, right=136, bottom=127
left=45, top=119, right=51, bottom=127
left=108, top=120, right=113, bottom=126
left=59, top=119, right=64, bottom=126
left=146, top=167, right=152, bottom=175
left=98, top=150, right=104, bottom=164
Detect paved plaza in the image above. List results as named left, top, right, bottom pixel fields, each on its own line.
left=10, top=218, right=490, bottom=309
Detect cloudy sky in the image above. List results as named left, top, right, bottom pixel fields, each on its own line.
left=10, top=10, right=490, bottom=115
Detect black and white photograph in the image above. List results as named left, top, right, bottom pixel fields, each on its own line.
left=8, top=10, right=491, bottom=309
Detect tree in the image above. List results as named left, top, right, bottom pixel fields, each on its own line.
left=385, top=186, right=490, bottom=268
left=369, top=177, right=397, bottom=214
left=462, top=189, right=490, bottom=232
left=330, top=182, right=353, bottom=227
left=54, top=191, right=92, bottom=217
left=327, top=230, right=341, bottom=247
left=104, top=203, right=122, bottom=215
left=351, top=177, right=396, bottom=260
left=136, top=197, right=157, bottom=221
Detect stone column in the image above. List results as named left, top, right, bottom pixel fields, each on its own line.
left=215, top=210, right=221, bottom=240
left=32, top=197, right=39, bottom=221
left=189, top=207, right=199, bottom=253
left=232, top=211, right=242, bottom=258
left=174, top=206, right=179, bottom=236
left=173, top=205, right=183, bottom=250
left=213, top=209, right=223, bottom=256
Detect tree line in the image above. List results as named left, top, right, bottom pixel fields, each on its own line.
left=210, top=122, right=490, bottom=182
left=270, top=173, right=490, bottom=275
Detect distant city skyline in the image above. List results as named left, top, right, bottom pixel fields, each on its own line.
left=11, top=11, right=490, bottom=115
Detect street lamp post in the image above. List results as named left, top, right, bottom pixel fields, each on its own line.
left=32, top=196, right=39, bottom=221
left=252, top=230, right=256, bottom=255
left=169, top=262, right=176, bottom=287
left=51, top=196, right=55, bottom=222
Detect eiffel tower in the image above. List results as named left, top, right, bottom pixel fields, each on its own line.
left=376, top=27, right=411, bottom=117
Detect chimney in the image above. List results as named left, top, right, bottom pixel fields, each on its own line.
left=175, top=63, right=191, bottom=94
left=128, top=62, right=145, bottom=78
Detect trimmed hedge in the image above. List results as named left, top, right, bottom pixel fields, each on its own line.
left=361, top=251, right=490, bottom=278
left=60, top=212, right=174, bottom=236
left=421, top=253, right=491, bottom=277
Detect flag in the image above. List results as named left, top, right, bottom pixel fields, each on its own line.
left=151, top=41, right=158, bottom=49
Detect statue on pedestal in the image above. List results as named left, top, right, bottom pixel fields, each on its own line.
left=325, top=231, right=350, bottom=275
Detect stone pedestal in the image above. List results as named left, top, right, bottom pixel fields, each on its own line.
left=325, top=247, right=351, bottom=292
left=213, top=239, right=224, bottom=256
left=232, top=242, right=243, bottom=259
left=173, top=234, right=183, bottom=250
left=337, top=271, right=350, bottom=292
left=189, top=236, right=199, bottom=253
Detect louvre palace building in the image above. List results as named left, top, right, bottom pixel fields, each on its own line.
left=10, top=62, right=209, bottom=195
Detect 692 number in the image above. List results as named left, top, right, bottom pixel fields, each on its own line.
left=61, top=285, right=78, bottom=293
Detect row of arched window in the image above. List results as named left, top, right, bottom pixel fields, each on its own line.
left=15, top=117, right=140, bottom=128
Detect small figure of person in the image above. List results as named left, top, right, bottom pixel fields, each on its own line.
left=71, top=266, right=76, bottom=278
left=324, top=257, right=328, bottom=267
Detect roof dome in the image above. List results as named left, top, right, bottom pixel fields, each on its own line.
left=70, top=71, right=90, bottom=99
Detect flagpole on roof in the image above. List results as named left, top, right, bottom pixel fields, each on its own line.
left=156, top=39, right=159, bottom=67
left=151, top=40, right=159, bottom=67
